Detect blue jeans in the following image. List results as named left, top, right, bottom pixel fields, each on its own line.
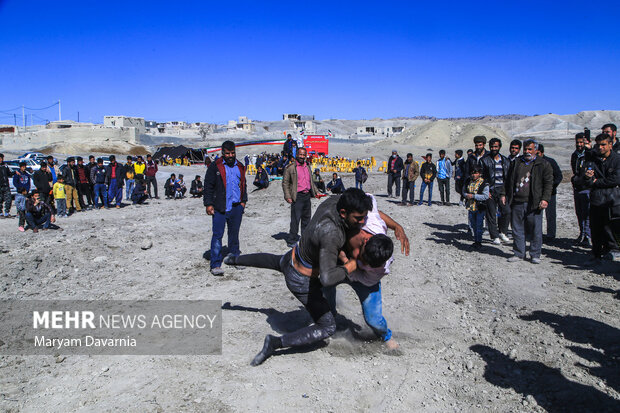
left=56, top=199, right=67, bottom=216
left=26, top=212, right=51, bottom=229
left=418, top=181, right=433, bottom=205
left=323, top=280, right=392, bottom=341
left=125, top=179, right=135, bottom=200
left=210, top=204, right=244, bottom=269
left=469, top=210, right=485, bottom=243
left=94, top=183, right=109, bottom=208
left=355, top=180, right=363, bottom=190
left=108, top=178, right=123, bottom=206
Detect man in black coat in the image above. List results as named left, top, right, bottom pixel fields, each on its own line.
left=386, top=150, right=404, bottom=198
left=537, top=144, right=563, bottom=240
left=574, top=133, right=620, bottom=261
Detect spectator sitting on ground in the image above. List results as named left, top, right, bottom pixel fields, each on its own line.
left=26, top=190, right=56, bottom=233
left=131, top=178, right=149, bottom=205
left=190, top=175, right=204, bottom=197
left=326, top=173, right=346, bottom=194
left=164, top=173, right=176, bottom=199
left=253, top=165, right=269, bottom=190
left=312, top=169, right=326, bottom=193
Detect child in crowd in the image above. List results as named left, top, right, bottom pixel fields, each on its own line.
left=175, top=174, right=187, bottom=198
left=15, top=188, right=29, bottom=232
left=463, top=166, right=489, bottom=249
left=53, top=176, right=67, bottom=217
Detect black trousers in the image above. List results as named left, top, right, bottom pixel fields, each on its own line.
left=387, top=173, right=401, bottom=196
left=234, top=250, right=336, bottom=348
left=289, top=191, right=312, bottom=243
left=455, top=179, right=464, bottom=201
left=78, top=183, right=93, bottom=207
left=486, top=190, right=511, bottom=239
left=146, top=176, right=158, bottom=198
left=590, top=204, right=619, bottom=257
left=437, top=178, right=450, bottom=203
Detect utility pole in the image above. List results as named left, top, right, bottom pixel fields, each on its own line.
left=13, top=113, right=16, bottom=126
left=58, top=99, right=61, bottom=121
left=78, top=111, right=80, bottom=122
left=22, top=105, right=25, bottom=129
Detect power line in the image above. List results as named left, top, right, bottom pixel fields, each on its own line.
left=24, top=101, right=59, bottom=111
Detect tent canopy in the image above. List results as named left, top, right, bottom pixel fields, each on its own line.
left=153, top=145, right=205, bottom=162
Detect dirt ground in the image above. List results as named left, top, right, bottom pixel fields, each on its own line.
left=0, top=160, right=619, bottom=412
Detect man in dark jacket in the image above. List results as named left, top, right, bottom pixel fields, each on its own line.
left=0, top=153, right=15, bottom=217
left=204, top=141, right=248, bottom=275
left=480, top=138, right=512, bottom=244
left=13, top=162, right=31, bottom=193
left=386, top=150, right=404, bottom=198
left=190, top=175, right=204, bottom=197
left=90, top=158, right=109, bottom=208
left=602, top=123, right=619, bottom=153
left=537, top=144, right=563, bottom=240
left=327, top=173, right=346, bottom=194
left=575, top=133, right=620, bottom=260
left=253, top=166, right=269, bottom=190
left=570, top=132, right=592, bottom=245
left=503, top=139, right=554, bottom=264
left=453, top=150, right=466, bottom=205
left=75, top=157, right=93, bottom=209
left=463, top=135, right=488, bottom=177
left=33, top=162, right=53, bottom=206
left=418, top=153, right=437, bottom=206
left=26, top=190, right=55, bottom=232
left=145, top=154, right=159, bottom=198
left=61, top=157, right=82, bottom=213
left=105, top=155, right=124, bottom=208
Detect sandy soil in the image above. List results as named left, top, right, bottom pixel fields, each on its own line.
left=0, top=157, right=619, bottom=412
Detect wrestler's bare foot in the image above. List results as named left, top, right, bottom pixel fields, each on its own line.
left=385, top=338, right=399, bottom=350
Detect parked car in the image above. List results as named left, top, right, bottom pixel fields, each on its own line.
left=4, top=160, right=33, bottom=174
left=17, top=152, right=45, bottom=161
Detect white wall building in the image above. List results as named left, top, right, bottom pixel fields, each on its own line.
left=104, top=116, right=146, bottom=134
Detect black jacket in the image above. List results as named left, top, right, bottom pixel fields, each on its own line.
left=479, top=153, right=510, bottom=194
left=420, top=162, right=437, bottom=181
left=387, top=155, right=404, bottom=175
left=505, top=156, right=554, bottom=209
left=543, top=155, right=563, bottom=196
left=61, top=164, right=79, bottom=186
left=574, top=151, right=620, bottom=207
left=571, top=149, right=592, bottom=192
left=463, top=149, right=488, bottom=178
left=203, top=158, right=248, bottom=213
left=85, top=162, right=97, bottom=184
left=33, top=169, right=52, bottom=193
left=90, top=165, right=108, bottom=185
left=0, top=163, right=14, bottom=189
left=190, top=179, right=204, bottom=193
left=105, top=162, right=124, bottom=187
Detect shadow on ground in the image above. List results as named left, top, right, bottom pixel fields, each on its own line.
left=471, top=344, right=620, bottom=412
left=520, top=310, right=620, bottom=395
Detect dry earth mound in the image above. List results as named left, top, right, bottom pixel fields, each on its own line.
left=40, top=140, right=152, bottom=156
left=382, top=120, right=510, bottom=148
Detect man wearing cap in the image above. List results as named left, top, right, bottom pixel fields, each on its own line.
left=387, top=150, right=404, bottom=198
left=61, top=157, right=82, bottom=213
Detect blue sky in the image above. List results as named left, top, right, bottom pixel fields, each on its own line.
left=0, top=0, right=618, bottom=125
